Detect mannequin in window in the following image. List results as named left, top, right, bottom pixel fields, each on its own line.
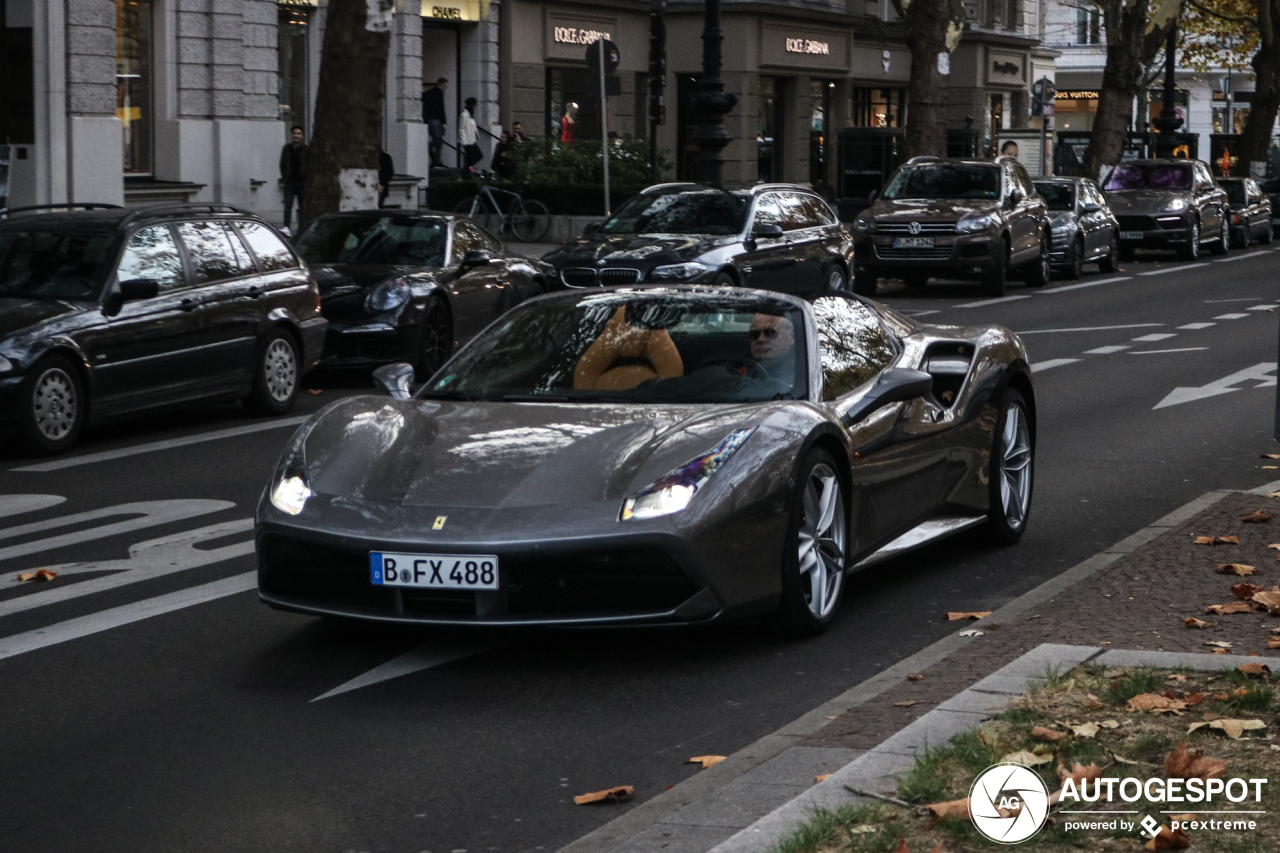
left=560, top=102, right=578, bottom=145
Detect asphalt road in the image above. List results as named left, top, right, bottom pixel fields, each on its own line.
left=2, top=245, right=1279, bottom=853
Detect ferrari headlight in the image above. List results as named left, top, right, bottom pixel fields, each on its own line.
left=1162, top=198, right=1189, bottom=213
left=620, top=427, right=755, bottom=521
left=956, top=215, right=998, bottom=233
left=270, top=471, right=312, bottom=516
left=649, top=262, right=708, bottom=281
left=365, top=277, right=411, bottom=313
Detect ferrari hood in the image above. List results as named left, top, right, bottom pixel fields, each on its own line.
left=297, top=395, right=767, bottom=510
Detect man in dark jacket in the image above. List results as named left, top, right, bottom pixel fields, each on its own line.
left=422, top=77, right=448, bottom=167
left=279, top=125, right=308, bottom=232
left=377, top=146, right=395, bottom=208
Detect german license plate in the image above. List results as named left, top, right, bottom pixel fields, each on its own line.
left=370, top=551, right=499, bottom=590
left=892, top=237, right=934, bottom=248
left=1119, top=231, right=1144, bottom=240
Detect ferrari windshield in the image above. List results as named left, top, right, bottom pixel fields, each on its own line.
left=1104, top=164, right=1192, bottom=191
left=0, top=228, right=117, bottom=299
left=294, top=215, right=448, bottom=266
left=1033, top=182, right=1075, bottom=211
left=599, top=191, right=750, bottom=235
left=881, top=164, right=1001, bottom=200
left=425, top=293, right=808, bottom=403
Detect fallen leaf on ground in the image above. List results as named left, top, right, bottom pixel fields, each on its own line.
left=686, top=756, right=725, bottom=769
left=1238, top=663, right=1271, bottom=678
left=1270, top=637, right=1280, bottom=649
left=958, top=629, right=984, bottom=637
left=305, top=389, right=323, bottom=396
left=1185, top=617, right=1210, bottom=628
left=1031, top=726, right=1065, bottom=742
left=1269, top=544, right=1280, bottom=550
left=1168, top=674, right=1188, bottom=682
left=1128, top=694, right=1186, bottom=713
left=574, top=786, right=634, bottom=804
left=1196, top=535, right=1240, bottom=545
left=1263, top=453, right=1280, bottom=459
left=926, top=797, right=970, bottom=820
left=1165, top=741, right=1230, bottom=780
left=1243, top=510, right=1272, bottom=523
left=908, top=674, right=924, bottom=681
left=1184, top=693, right=1207, bottom=706
left=1144, top=825, right=1192, bottom=850
left=1214, top=564, right=1258, bottom=576
left=1251, top=590, right=1280, bottom=614
left=1206, top=602, right=1258, bottom=614
left=814, top=773, right=831, bottom=783
left=1271, top=492, right=1280, bottom=498
left=1205, top=641, right=1234, bottom=649
left=846, top=824, right=877, bottom=834
left=894, top=700, right=920, bottom=707
left=1099, top=720, right=1121, bottom=729
left=1232, top=582, right=1265, bottom=598
left=1070, top=722, right=1100, bottom=738
left=1187, top=719, right=1267, bottom=739
left=1212, top=648, right=1230, bottom=654
left=946, top=611, right=991, bottom=621
left=1049, top=762, right=1103, bottom=804
left=1108, top=749, right=1140, bottom=765
left=1001, top=749, right=1053, bottom=766
left=16, top=569, right=58, bottom=582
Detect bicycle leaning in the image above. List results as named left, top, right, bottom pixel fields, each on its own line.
left=453, top=176, right=551, bottom=243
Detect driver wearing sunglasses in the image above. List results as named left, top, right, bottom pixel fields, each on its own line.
left=747, top=313, right=795, bottom=376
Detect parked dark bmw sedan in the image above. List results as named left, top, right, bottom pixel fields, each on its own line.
left=1218, top=178, right=1274, bottom=247
left=541, top=183, right=853, bottom=295
left=294, top=211, right=550, bottom=376
left=0, top=203, right=326, bottom=455
left=1032, top=177, right=1120, bottom=278
left=1102, top=159, right=1230, bottom=260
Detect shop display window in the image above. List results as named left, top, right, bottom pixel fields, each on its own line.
left=116, top=0, right=153, bottom=174
left=278, top=4, right=311, bottom=138
left=547, top=68, right=601, bottom=145
left=851, top=89, right=904, bottom=128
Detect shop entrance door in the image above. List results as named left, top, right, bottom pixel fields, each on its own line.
left=758, top=76, right=785, bottom=183
left=277, top=5, right=310, bottom=138
left=809, top=80, right=836, bottom=194
left=422, top=24, right=460, bottom=167
left=1, top=0, right=35, bottom=208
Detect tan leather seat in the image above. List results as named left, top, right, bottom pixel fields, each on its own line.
left=573, top=307, right=684, bottom=391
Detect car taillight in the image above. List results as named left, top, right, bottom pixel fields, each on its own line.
left=314, top=287, right=322, bottom=313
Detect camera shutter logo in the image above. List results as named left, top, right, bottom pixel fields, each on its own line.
left=969, top=762, right=1050, bottom=844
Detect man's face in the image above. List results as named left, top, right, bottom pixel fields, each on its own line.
left=439, top=81, right=448, bottom=92
left=291, top=128, right=303, bottom=144
left=749, top=314, right=794, bottom=361
left=1003, top=143, right=1018, bottom=156
left=512, top=123, right=523, bottom=135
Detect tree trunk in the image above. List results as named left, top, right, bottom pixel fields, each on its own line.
left=300, top=0, right=393, bottom=227
left=895, top=0, right=966, bottom=159
left=1239, top=0, right=1279, bottom=177
left=1082, top=0, right=1150, bottom=179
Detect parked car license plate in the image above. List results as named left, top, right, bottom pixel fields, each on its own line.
left=1119, top=231, right=1144, bottom=240
left=892, top=237, right=934, bottom=248
left=370, top=551, right=499, bottom=590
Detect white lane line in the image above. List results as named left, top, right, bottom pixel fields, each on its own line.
left=1216, top=253, right=1264, bottom=263
left=0, top=495, right=66, bottom=519
left=1015, top=323, right=1165, bottom=335
left=311, top=638, right=507, bottom=702
left=11, top=416, right=310, bottom=473
left=1131, top=333, right=1178, bottom=342
left=899, top=309, right=942, bottom=317
left=1129, top=347, right=1210, bottom=355
left=1249, top=304, right=1279, bottom=311
left=1030, top=358, right=1081, bottom=372
left=1204, top=298, right=1261, bottom=302
left=954, top=295, right=1033, bottom=309
left=0, top=571, right=256, bottom=661
left=1214, top=313, right=1250, bottom=320
left=0, top=500, right=232, bottom=562
left=1084, top=345, right=1131, bottom=355
left=1042, top=275, right=1132, bottom=293
left=0, top=519, right=254, bottom=619
left=1137, top=263, right=1210, bottom=276
left=1178, top=322, right=1216, bottom=330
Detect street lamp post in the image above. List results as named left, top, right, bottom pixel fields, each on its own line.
left=691, top=0, right=736, bottom=185
left=1150, top=25, right=1182, bottom=155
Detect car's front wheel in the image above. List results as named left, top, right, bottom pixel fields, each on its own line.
left=774, top=449, right=847, bottom=636
left=243, top=329, right=300, bottom=416
left=1063, top=237, right=1084, bottom=280
left=825, top=266, right=847, bottom=292
left=985, top=388, right=1034, bottom=545
left=19, top=355, right=86, bottom=456
left=416, top=297, right=453, bottom=379
left=1209, top=218, right=1230, bottom=256
left=1178, top=221, right=1200, bottom=261
left=1099, top=238, right=1121, bottom=273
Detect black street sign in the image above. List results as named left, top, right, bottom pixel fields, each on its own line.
left=585, top=38, right=620, bottom=76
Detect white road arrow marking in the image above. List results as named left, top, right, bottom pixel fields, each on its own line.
left=1153, top=362, right=1278, bottom=410
left=311, top=638, right=505, bottom=702
left=0, top=495, right=66, bottom=519
left=0, top=518, right=254, bottom=618
left=0, top=499, right=232, bottom=562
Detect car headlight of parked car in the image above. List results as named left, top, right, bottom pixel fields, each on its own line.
left=365, top=277, right=411, bottom=313
left=955, top=215, right=998, bottom=233
left=1162, top=198, right=1189, bottom=213
left=649, top=262, right=709, bottom=282
left=620, top=428, right=755, bottom=521
left=268, top=422, right=317, bottom=515
left=854, top=217, right=876, bottom=233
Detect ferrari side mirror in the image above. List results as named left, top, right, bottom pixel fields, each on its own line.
left=840, top=368, right=933, bottom=427
left=373, top=362, right=415, bottom=400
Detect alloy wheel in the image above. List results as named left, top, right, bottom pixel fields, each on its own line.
left=797, top=462, right=846, bottom=619
left=998, top=403, right=1033, bottom=531
left=419, top=301, right=452, bottom=377
left=263, top=338, right=298, bottom=403
left=32, top=367, right=78, bottom=442
left=827, top=268, right=846, bottom=291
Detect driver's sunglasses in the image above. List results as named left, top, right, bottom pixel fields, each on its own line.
left=749, top=328, right=779, bottom=340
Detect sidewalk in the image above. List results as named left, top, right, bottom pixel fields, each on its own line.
left=559, top=479, right=1280, bottom=852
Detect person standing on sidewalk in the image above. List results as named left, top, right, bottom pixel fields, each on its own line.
left=377, top=146, right=395, bottom=208
left=511, top=122, right=526, bottom=143
left=459, top=97, right=482, bottom=177
left=279, top=125, right=308, bottom=233
left=422, top=77, right=448, bottom=168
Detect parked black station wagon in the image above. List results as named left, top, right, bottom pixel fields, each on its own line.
left=541, top=183, right=854, bottom=296
left=0, top=203, right=327, bottom=455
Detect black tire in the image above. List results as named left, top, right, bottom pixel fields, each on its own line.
left=510, top=199, right=551, bottom=242
left=712, top=271, right=737, bottom=287
left=415, top=297, right=453, bottom=380
left=985, top=388, right=1034, bottom=545
left=903, top=273, right=929, bottom=290
left=1209, top=219, right=1230, bottom=256
left=1063, top=237, right=1084, bottom=280
left=1099, top=239, right=1121, bottom=273
left=851, top=272, right=877, bottom=296
left=773, top=449, right=848, bottom=636
left=243, top=329, right=301, bottom=416
left=824, top=265, right=847, bottom=292
left=1237, top=223, right=1251, bottom=249
left=18, top=355, right=86, bottom=456
left=1023, top=232, right=1051, bottom=288
left=1178, top=221, right=1200, bottom=261
left=1263, top=220, right=1275, bottom=245
left=982, top=236, right=1009, bottom=296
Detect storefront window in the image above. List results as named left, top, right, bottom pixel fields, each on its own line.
left=1054, top=91, right=1098, bottom=132
left=116, top=0, right=153, bottom=174
left=1076, top=9, right=1101, bottom=44
left=851, top=89, right=904, bottom=128
left=547, top=68, right=600, bottom=145
left=809, top=80, right=835, bottom=192
left=278, top=4, right=310, bottom=137
left=758, top=77, right=784, bottom=183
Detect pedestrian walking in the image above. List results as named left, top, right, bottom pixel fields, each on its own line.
left=423, top=77, right=448, bottom=168
left=460, top=97, right=483, bottom=177
left=377, top=146, right=395, bottom=208
left=279, top=125, right=308, bottom=233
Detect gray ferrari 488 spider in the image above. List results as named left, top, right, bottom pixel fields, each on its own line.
left=256, top=286, right=1034, bottom=635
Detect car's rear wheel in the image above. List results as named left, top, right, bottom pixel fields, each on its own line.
left=1178, top=221, right=1200, bottom=261
left=712, top=271, right=737, bottom=288
left=243, top=329, right=300, bottom=416
left=19, top=355, right=86, bottom=456
left=1209, top=219, right=1230, bottom=256
left=982, top=237, right=1008, bottom=297
left=774, top=449, right=847, bottom=636
left=1099, top=239, right=1121, bottom=273
left=985, top=388, right=1034, bottom=545
left=1063, top=237, right=1084, bottom=280
left=416, top=297, right=453, bottom=379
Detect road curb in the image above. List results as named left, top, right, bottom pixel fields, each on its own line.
left=557, top=483, right=1273, bottom=853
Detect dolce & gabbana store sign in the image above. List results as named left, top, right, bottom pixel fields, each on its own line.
left=759, top=22, right=850, bottom=71
left=545, top=11, right=617, bottom=61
